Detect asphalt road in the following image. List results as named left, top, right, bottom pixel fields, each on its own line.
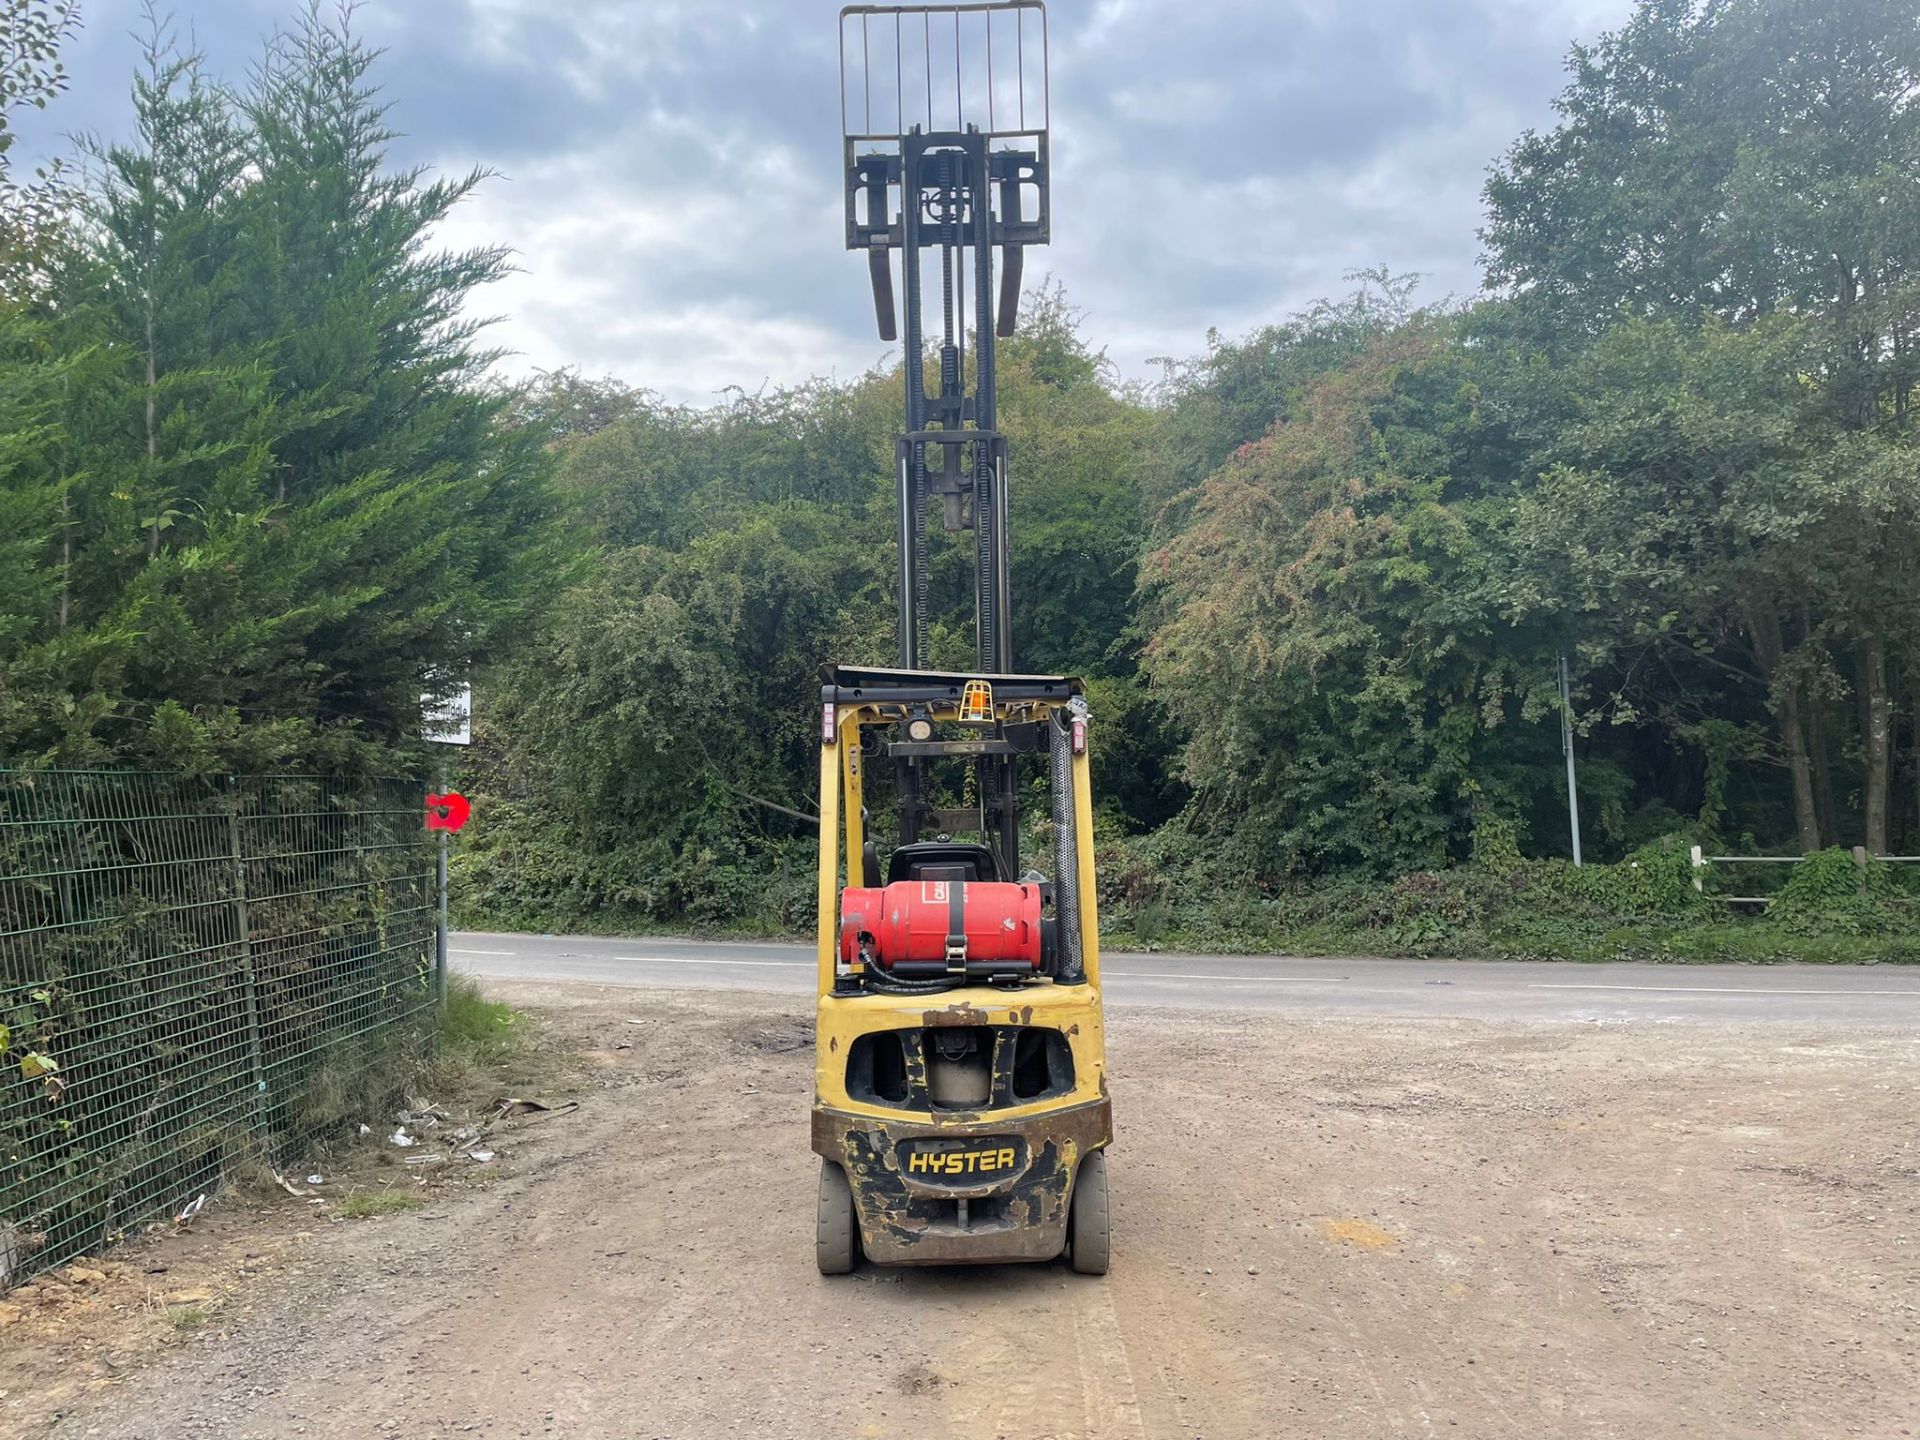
left=450, top=929, right=1920, bottom=1026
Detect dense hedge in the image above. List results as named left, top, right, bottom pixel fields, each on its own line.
left=449, top=794, right=1920, bottom=964
left=1097, top=826, right=1920, bottom=964
left=448, top=794, right=818, bottom=938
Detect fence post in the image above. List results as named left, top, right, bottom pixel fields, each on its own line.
left=228, top=778, right=269, bottom=1130
left=1690, top=844, right=1705, bottom=893
left=1852, top=844, right=1869, bottom=895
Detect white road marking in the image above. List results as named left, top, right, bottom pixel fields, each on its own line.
left=451, top=948, right=517, bottom=956
left=1114, top=971, right=1345, bottom=983
left=613, top=955, right=810, bottom=969
left=462, top=936, right=810, bottom=960
left=1530, top=983, right=1920, bottom=997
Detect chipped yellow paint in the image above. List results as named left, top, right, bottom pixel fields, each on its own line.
left=1321, top=1217, right=1397, bottom=1250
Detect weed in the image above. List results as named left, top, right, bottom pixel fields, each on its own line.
left=165, top=1305, right=209, bottom=1330
left=286, top=1027, right=434, bottom=1159
left=335, top=1190, right=424, bottom=1220
left=427, top=974, right=535, bottom=1095
left=222, top=1142, right=294, bottom=1201
left=441, top=975, right=523, bottom=1057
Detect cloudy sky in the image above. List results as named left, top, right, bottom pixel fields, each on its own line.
left=20, top=0, right=1632, bottom=404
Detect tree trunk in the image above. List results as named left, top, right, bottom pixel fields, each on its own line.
left=1780, top=684, right=1824, bottom=855
left=1862, top=637, right=1891, bottom=855
left=144, top=71, right=159, bottom=560
left=1808, top=697, right=1838, bottom=848
left=58, top=489, right=71, bottom=631
left=1912, top=679, right=1920, bottom=852
left=145, top=289, right=158, bottom=557
left=1752, top=606, right=1823, bottom=853
left=1800, top=607, right=1838, bottom=845
left=144, top=310, right=156, bottom=463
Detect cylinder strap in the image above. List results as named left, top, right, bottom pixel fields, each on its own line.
left=945, top=880, right=968, bottom=971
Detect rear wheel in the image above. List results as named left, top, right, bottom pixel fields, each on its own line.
left=816, top=1160, right=858, bottom=1275
left=1068, top=1149, right=1111, bottom=1275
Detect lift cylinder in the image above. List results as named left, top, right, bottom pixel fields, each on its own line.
left=839, top=880, right=1044, bottom=970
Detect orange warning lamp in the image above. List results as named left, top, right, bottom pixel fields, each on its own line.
left=958, top=679, right=993, bottom=726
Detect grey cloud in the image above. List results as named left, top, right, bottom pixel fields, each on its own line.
left=17, top=0, right=1632, bottom=402
left=1057, top=2, right=1447, bottom=182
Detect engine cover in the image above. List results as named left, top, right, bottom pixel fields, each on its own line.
left=839, top=880, right=1044, bottom=970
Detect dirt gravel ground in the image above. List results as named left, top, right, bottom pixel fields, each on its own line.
left=8, top=980, right=1918, bottom=1440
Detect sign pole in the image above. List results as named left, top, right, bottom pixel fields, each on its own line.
left=422, top=678, right=472, bottom=1009
left=436, top=825, right=450, bottom=1007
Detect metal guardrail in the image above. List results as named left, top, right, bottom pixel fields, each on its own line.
left=1, top=771, right=438, bottom=1285
left=1689, top=844, right=1920, bottom=904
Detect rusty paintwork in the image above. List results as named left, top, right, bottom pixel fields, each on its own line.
left=920, top=1001, right=993, bottom=1028
left=813, top=1098, right=1111, bottom=1265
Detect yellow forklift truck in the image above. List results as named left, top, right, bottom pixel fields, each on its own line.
left=812, top=2, right=1111, bottom=1273
left=810, top=669, right=1111, bottom=1272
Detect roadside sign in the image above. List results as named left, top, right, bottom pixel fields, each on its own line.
left=423, top=681, right=472, bottom=746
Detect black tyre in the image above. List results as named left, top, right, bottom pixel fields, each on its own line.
left=816, top=1160, right=858, bottom=1275
left=1068, top=1149, right=1111, bottom=1275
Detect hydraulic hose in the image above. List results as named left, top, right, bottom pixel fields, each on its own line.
left=862, top=969, right=963, bottom=996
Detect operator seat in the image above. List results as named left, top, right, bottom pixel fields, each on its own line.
left=885, top=841, right=1003, bottom=884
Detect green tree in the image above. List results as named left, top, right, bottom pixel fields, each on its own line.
left=999, top=288, right=1155, bottom=676
left=0, top=1, right=100, bottom=749
left=1143, top=322, right=1555, bottom=874
left=1, top=7, right=556, bottom=772
left=1484, top=0, right=1920, bottom=852
left=1144, top=271, right=1417, bottom=537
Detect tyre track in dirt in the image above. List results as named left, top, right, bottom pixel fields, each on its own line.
left=18, top=983, right=1919, bottom=1440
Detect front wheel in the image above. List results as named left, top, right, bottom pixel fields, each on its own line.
left=816, top=1160, right=859, bottom=1275
left=1068, top=1149, right=1111, bottom=1275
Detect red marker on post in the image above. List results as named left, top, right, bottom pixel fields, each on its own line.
left=425, top=791, right=469, bottom=1007
left=425, top=792, right=470, bottom=833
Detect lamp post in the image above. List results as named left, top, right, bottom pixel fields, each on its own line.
left=1559, top=654, right=1583, bottom=867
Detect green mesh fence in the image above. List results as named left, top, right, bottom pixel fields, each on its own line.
left=0, top=771, right=438, bottom=1285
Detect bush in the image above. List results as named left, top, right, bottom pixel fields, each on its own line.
left=1771, top=848, right=1904, bottom=936
left=450, top=794, right=818, bottom=938
left=1089, top=829, right=1915, bottom=963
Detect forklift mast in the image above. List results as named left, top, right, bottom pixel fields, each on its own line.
left=839, top=1, right=1050, bottom=871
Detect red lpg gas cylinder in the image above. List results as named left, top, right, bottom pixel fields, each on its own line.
left=838, top=880, right=1043, bottom=970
